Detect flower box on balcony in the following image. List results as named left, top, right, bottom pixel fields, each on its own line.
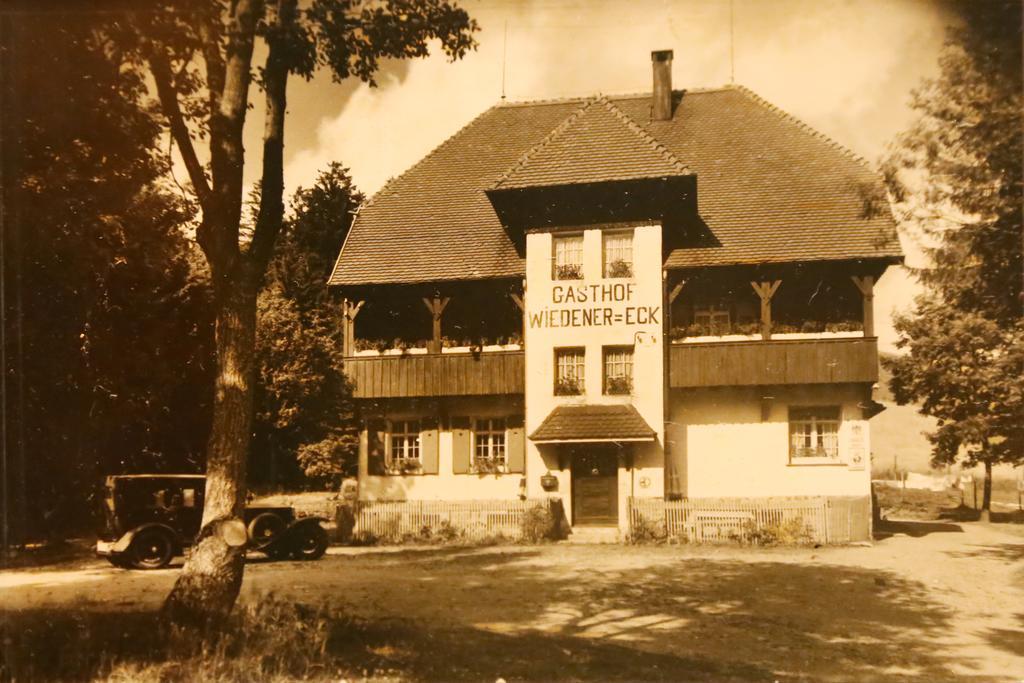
left=441, top=346, right=472, bottom=354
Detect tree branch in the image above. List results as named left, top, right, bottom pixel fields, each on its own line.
left=249, top=0, right=294, bottom=272
left=149, top=49, right=214, bottom=214
left=207, top=0, right=260, bottom=267
left=198, top=16, right=226, bottom=130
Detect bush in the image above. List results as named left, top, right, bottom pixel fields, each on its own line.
left=520, top=504, right=556, bottom=542
left=733, top=517, right=814, bottom=546
left=626, top=514, right=668, bottom=544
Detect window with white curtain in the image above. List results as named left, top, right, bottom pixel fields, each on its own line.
left=552, top=234, right=584, bottom=280
left=789, top=407, right=841, bottom=461
left=602, top=230, right=633, bottom=278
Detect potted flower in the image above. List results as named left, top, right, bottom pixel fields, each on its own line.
left=554, top=377, right=583, bottom=396
left=554, top=263, right=583, bottom=280
left=606, top=259, right=633, bottom=279
left=605, top=375, right=632, bottom=395
left=473, top=457, right=503, bottom=474
left=389, top=458, right=422, bottom=475
left=540, top=472, right=558, bottom=491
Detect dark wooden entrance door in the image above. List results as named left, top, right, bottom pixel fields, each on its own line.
left=571, top=448, right=619, bottom=525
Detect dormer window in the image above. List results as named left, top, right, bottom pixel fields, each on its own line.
left=552, top=234, right=584, bottom=280
left=603, top=230, right=633, bottom=278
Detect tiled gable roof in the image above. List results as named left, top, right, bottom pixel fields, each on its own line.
left=529, top=404, right=656, bottom=443
left=492, top=96, right=691, bottom=190
left=329, top=86, right=901, bottom=286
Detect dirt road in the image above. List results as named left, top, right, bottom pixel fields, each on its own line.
left=2, top=520, right=1022, bottom=681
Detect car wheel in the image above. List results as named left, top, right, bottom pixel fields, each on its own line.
left=294, top=525, right=328, bottom=561
left=248, top=512, right=286, bottom=547
left=107, top=555, right=130, bottom=569
left=129, top=528, right=175, bottom=569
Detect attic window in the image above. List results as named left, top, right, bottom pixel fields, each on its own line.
left=552, top=235, right=584, bottom=280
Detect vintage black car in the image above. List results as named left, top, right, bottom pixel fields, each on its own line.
left=96, top=474, right=329, bottom=569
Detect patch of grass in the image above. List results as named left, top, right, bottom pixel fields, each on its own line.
left=0, top=538, right=96, bottom=570
left=876, top=483, right=1024, bottom=524
left=2, top=595, right=768, bottom=682
left=875, top=484, right=963, bottom=520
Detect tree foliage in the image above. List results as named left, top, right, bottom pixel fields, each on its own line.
left=882, top=0, right=1023, bottom=513
left=883, top=1, right=1022, bottom=321
left=1, top=12, right=213, bottom=541
left=254, top=164, right=364, bottom=488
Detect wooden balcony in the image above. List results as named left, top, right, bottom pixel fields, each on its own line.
left=343, top=350, right=525, bottom=399
left=669, top=337, right=878, bottom=389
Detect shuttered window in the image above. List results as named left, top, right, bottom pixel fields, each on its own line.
left=387, top=419, right=421, bottom=473
left=472, top=418, right=507, bottom=472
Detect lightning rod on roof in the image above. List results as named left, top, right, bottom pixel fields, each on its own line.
left=729, top=0, right=735, bottom=84
left=501, top=20, right=508, bottom=100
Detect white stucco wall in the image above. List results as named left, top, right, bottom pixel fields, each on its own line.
left=523, top=224, right=666, bottom=529
left=667, top=385, right=872, bottom=499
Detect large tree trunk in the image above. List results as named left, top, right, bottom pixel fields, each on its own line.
left=163, top=275, right=257, bottom=627
left=980, top=460, right=993, bottom=523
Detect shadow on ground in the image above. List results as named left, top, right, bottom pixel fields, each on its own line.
left=939, top=506, right=1024, bottom=524
left=984, top=612, right=1024, bottom=658
left=2, top=544, right=984, bottom=682
left=874, top=519, right=963, bottom=539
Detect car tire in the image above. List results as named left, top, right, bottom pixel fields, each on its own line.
left=248, top=512, right=286, bottom=547
left=294, top=524, right=328, bottom=561
left=128, top=528, right=175, bottom=569
left=107, top=555, right=130, bottom=569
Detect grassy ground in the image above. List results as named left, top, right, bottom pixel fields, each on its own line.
left=3, top=522, right=1023, bottom=682
left=876, top=483, right=1024, bottom=524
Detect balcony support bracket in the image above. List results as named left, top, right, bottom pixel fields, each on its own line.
left=750, top=280, right=782, bottom=340
left=422, top=296, right=451, bottom=353
left=342, top=298, right=365, bottom=357
left=850, top=275, right=875, bottom=337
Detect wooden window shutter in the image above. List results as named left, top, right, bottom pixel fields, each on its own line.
left=420, top=417, right=440, bottom=474
left=507, top=415, right=525, bottom=473
left=367, top=419, right=387, bottom=476
left=451, top=417, right=472, bottom=474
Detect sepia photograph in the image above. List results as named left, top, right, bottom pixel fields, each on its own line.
left=0, top=0, right=1022, bottom=681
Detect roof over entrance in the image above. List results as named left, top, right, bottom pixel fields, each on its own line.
left=529, top=404, right=657, bottom=444
left=329, top=86, right=901, bottom=287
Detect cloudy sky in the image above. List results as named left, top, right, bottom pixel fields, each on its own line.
left=236, top=0, right=958, bottom=351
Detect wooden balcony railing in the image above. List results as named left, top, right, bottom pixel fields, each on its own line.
left=343, top=350, right=525, bottom=399
left=669, top=337, right=878, bottom=388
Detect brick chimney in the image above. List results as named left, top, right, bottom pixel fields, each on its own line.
left=651, top=50, right=673, bottom=121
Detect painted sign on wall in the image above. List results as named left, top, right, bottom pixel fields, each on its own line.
left=528, top=282, right=661, bottom=329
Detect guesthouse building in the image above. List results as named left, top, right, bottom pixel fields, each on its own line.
left=329, top=51, right=901, bottom=540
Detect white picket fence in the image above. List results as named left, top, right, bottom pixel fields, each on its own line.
left=353, top=499, right=544, bottom=543
left=629, top=496, right=870, bottom=545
